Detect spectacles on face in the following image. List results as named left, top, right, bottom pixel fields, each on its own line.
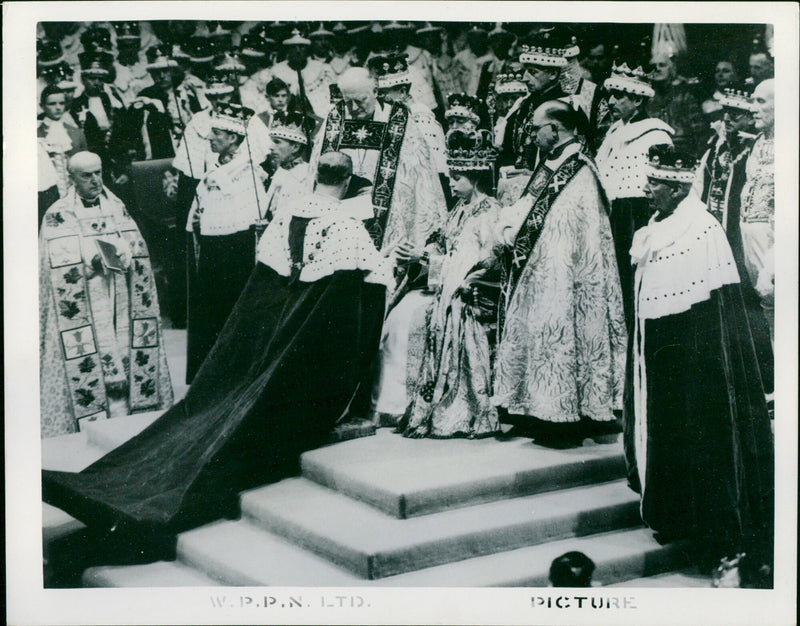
left=530, top=122, right=556, bottom=135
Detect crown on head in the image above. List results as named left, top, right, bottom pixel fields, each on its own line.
left=445, top=93, right=482, bottom=124
left=493, top=72, right=529, bottom=96
left=240, top=33, right=270, bottom=57
left=80, top=27, right=112, bottom=52
left=445, top=129, right=497, bottom=172
left=185, top=36, right=214, bottom=63
left=283, top=28, right=311, bottom=46
left=38, top=39, right=64, bottom=66
left=646, top=144, right=697, bottom=184
left=716, top=88, right=757, bottom=112
left=213, top=51, right=246, bottom=73
left=604, top=61, right=654, bottom=98
left=270, top=111, right=311, bottom=145
left=416, top=22, right=442, bottom=34
left=519, top=27, right=579, bottom=67
left=368, top=54, right=411, bottom=89
left=114, top=21, right=141, bottom=42
left=205, top=72, right=235, bottom=97
left=79, top=50, right=113, bottom=76
left=212, top=103, right=255, bottom=135
left=310, top=23, right=335, bottom=39
left=145, top=45, right=178, bottom=71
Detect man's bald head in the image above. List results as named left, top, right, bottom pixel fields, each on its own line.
left=752, top=78, right=775, bottom=133
left=338, top=68, right=378, bottom=120
left=68, top=151, right=102, bottom=175
left=530, top=100, right=587, bottom=154
left=68, top=152, right=104, bottom=200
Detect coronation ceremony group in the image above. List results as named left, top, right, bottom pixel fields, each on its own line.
left=37, top=20, right=775, bottom=587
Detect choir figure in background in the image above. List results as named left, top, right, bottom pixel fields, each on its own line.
left=739, top=78, right=774, bottom=344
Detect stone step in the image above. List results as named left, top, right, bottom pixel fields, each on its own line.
left=301, top=429, right=625, bottom=518
left=375, top=527, right=693, bottom=587
left=240, top=477, right=641, bottom=579
left=83, top=410, right=161, bottom=451
left=85, top=524, right=691, bottom=589
left=606, top=568, right=711, bottom=588
left=82, top=560, right=223, bottom=587
left=177, top=519, right=364, bottom=586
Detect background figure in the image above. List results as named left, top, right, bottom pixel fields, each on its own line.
left=646, top=50, right=706, bottom=157
left=694, top=88, right=774, bottom=395
left=38, top=85, right=89, bottom=199
left=549, top=552, right=596, bottom=587
left=739, top=78, right=774, bottom=344
left=595, top=60, right=674, bottom=332
left=701, top=59, right=740, bottom=125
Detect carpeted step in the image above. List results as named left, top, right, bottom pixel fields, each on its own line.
left=301, top=429, right=625, bottom=518
left=240, top=477, right=641, bottom=579
left=375, top=527, right=694, bottom=587
left=82, top=560, right=223, bottom=587
left=176, top=519, right=363, bottom=586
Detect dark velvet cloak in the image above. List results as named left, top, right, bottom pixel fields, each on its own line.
left=43, top=262, right=385, bottom=536
left=624, top=284, right=774, bottom=574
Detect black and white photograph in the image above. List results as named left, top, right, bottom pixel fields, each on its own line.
left=4, top=2, right=798, bottom=625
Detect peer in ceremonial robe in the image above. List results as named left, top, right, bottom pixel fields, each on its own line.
left=694, top=87, right=773, bottom=395
left=184, top=103, right=269, bottom=383
left=628, top=144, right=773, bottom=587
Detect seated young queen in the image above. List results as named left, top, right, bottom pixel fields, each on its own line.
left=400, top=129, right=502, bottom=438
left=43, top=152, right=392, bottom=548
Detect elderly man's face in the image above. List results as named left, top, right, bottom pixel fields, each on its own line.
left=341, top=83, right=377, bottom=120
left=749, top=53, right=773, bottom=85
left=752, top=80, right=774, bottom=131
left=530, top=107, right=560, bottom=153
left=644, top=176, right=681, bottom=214
left=71, top=158, right=104, bottom=199
left=649, top=54, right=675, bottom=83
